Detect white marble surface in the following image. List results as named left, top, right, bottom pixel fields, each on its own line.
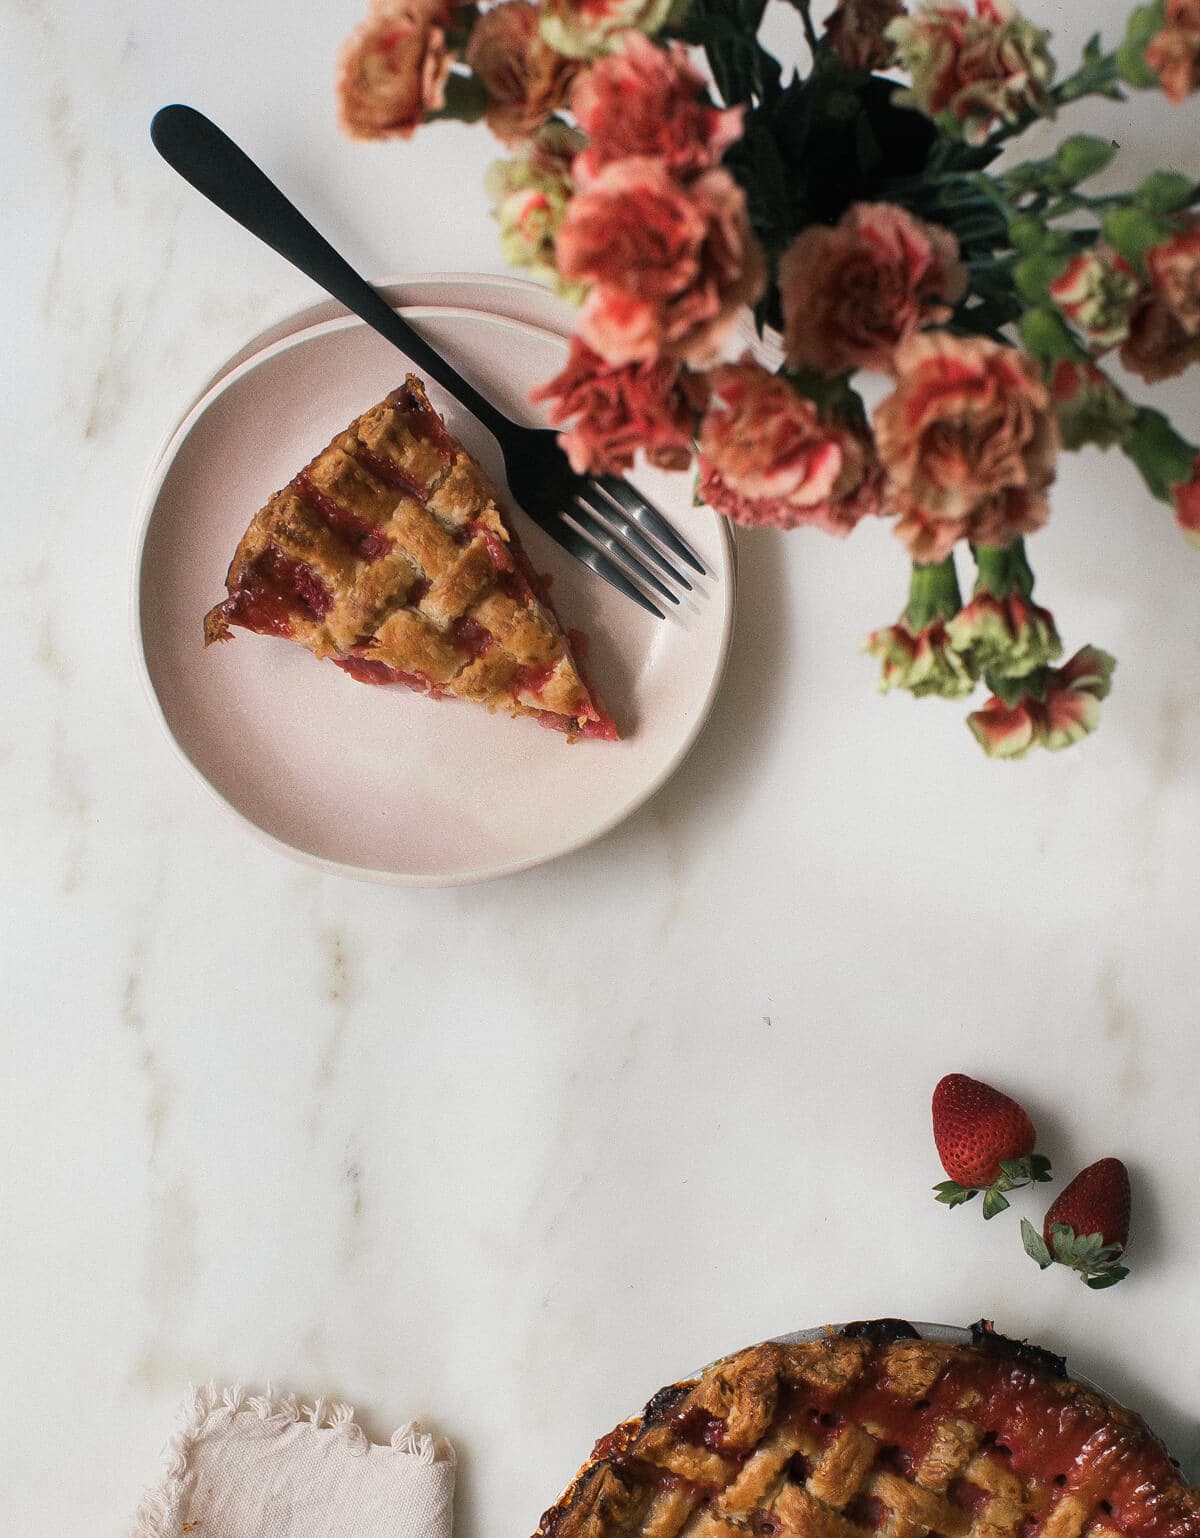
left=7, top=1, right=1200, bottom=1532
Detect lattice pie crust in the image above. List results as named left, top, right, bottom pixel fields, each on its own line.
left=537, top=1326, right=1198, bottom=1538
left=204, top=377, right=615, bottom=740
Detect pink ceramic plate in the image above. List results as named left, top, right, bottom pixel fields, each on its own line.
left=146, top=272, right=578, bottom=469
left=134, top=306, right=735, bottom=885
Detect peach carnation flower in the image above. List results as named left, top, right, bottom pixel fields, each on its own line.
left=531, top=337, right=707, bottom=474
left=466, top=2, right=582, bottom=147
left=886, top=0, right=1054, bottom=145
left=1172, top=456, right=1200, bottom=548
left=1048, top=247, right=1140, bottom=351
left=968, top=646, right=1115, bottom=758
left=1146, top=0, right=1200, bottom=104
left=539, top=0, right=675, bottom=60
left=779, top=203, right=967, bottom=377
left=556, top=158, right=765, bottom=367
left=697, top=361, right=882, bottom=534
left=1120, top=217, right=1200, bottom=383
left=824, top=0, right=907, bottom=71
left=337, top=0, right=456, bottom=140
left=864, top=619, right=977, bottom=697
left=874, top=333, right=1059, bottom=562
left=571, top=35, right=743, bottom=184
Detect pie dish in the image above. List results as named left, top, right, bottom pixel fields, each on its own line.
left=536, top=1321, right=1199, bottom=1538
left=204, top=374, right=616, bottom=741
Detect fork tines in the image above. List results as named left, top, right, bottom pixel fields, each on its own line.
left=561, top=477, right=706, bottom=617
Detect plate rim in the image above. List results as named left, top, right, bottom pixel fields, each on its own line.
left=131, top=303, right=737, bottom=887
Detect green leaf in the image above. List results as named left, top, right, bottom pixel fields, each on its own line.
left=1117, top=1, right=1167, bottom=88
left=1136, top=171, right=1199, bottom=213
left=1055, top=134, right=1119, bottom=184
left=1124, top=409, right=1199, bottom=500
left=1008, top=214, right=1051, bottom=253
left=430, top=71, right=488, bottom=124
left=1029, top=1153, right=1053, bottom=1183
left=1021, top=1217, right=1054, bottom=1268
left=981, top=1188, right=1011, bottom=1221
left=1086, top=1265, right=1131, bottom=1289
left=1100, top=204, right=1174, bottom=269
left=1019, top=306, right=1087, bottom=364
left=1014, top=250, right=1071, bottom=304
left=933, top=1180, right=979, bottom=1209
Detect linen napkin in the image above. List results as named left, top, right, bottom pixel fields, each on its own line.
left=131, top=1385, right=456, bottom=1538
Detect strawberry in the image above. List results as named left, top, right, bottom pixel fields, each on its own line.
left=1021, top=1158, right=1131, bottom=1289
left=932, top=1073, right=1051, bottom=1219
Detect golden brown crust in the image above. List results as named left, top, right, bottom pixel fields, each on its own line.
left=538, top=1334, right=1200, bottom=1538
left=204, top=377, right=614, bottom=738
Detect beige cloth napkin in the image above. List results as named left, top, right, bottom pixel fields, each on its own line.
left=131, top=1386, right=456, bottom=1538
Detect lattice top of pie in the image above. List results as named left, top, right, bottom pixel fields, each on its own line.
left=204, top=376, right=616, bottom=740
left=537, top=1324, right=1198, bottom=1538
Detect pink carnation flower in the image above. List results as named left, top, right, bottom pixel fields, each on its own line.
left=466, top=2, right=582, bottom=148
left=1048, top=247, right=1140, bottom=351
left=874, top=333, right=1059, bottom=561
left=1172, top=456, right=1200, bottom=548
left=697, top=361, right=882, bottom=534
left=1121, top=217, right=1200, bottom=383
left=572, top=35, right=744, bottom=185
left=530, top=337, right=707, bottom=475
left=779, top=203, right=967, bottom=377
left=336, top=0, right=456, bottom=141
left=886, top=0, right=1054, bottom=145
left=1146, top=0, right=1200, bottom=104
left=863, top=619, right=977, bottom=698
left=824, top=0, right=907, bottom=71
left=556, top=158, right=765, bottom=367
left=967, top=646, right=1115, bottom=758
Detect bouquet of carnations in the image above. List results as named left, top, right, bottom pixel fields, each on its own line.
left=334, top=0, right=1200, bottom=757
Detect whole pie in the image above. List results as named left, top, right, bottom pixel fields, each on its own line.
left=536, top=1322, right=1199, bottom=1538
left=204, top=376, right=616, bottom=741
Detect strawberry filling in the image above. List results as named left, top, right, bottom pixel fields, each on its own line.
left=334, top=651, right=445, bottom=697
left=451, top=615, right=496, bottom=659
left=219, top=544, right=333, bottom=636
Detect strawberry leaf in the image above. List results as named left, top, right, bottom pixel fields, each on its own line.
left=934, top=1180, right=979, bottom=1208
left=1085, top=1265, right=1131, bottom=1290
left=982, top=1187, right=1011, bottom=1220
left=1046, top=1223, right=1130, bottom=1286
left=1029, top=1153, right=1053, bottom=1183
left=1021, top=1217, right=1054, bottom=1268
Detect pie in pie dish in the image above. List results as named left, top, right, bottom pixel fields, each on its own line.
left=536, top=1321, right=1199, bottom=1538
left=204, top=377, right=617, bottom=741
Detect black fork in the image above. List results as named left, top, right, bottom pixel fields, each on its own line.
left=150, top=104, right=707, bottom=620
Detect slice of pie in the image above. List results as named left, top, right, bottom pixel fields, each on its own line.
left=204, top=376, right=617, bottom=740
left=536, top=1321, right=1200, bottom=1538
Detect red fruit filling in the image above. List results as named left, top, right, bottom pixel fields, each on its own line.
left=451, top=615, right=496, bottom=659
left=512, top=662, right=558, bottom=699
left=392, top=383, right=455, bottom=457
left=471, top=521, right=514, bottom=573
left=220, top=544, right=333, bottom=636
left=351, top=445, right=431, bottom=505
left=333, top=652, right=445, bottom=697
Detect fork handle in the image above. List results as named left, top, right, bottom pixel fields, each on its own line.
left=150, top=104, right=514, bottom=439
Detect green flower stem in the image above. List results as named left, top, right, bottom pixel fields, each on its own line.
left=904, top=556, right=964, bottom=631
left=987, top=48, right=1123, bottom=147
left=790, top=0, right=821, bottom=54
left=972, top=539, right=1036, bottom=599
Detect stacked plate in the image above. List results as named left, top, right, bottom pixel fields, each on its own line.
left=134, top=274, right=737, bottom=885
